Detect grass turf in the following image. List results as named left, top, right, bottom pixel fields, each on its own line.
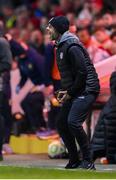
left=0, top=166, right=116, bottom=179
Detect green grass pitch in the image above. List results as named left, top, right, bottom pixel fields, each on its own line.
left=0, top=166, right=116, bottom=179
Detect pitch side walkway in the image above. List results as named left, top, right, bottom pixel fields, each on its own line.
left=0, top=154, right=116, bottom=172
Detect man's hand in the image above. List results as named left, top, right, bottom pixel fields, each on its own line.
left=55, top=90, right=71, bottom=104
left=43, top=85, right=54, bottom=97
left=30, top=86, right=38, bottom=93
left=30, top=84, right=46, bottom=94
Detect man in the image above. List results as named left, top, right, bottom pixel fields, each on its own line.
left=0, top=22, right=12, bottom=160
left=46, top=16, right=100, bottom=170
left=11, top=37, right=46, bottom=133
left=5, top=33, right=47, bottom=134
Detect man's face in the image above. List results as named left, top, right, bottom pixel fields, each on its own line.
left=46, top=24, right=59, bottom=41
left=77, top=29, right=90, bottom=44
left=94, top=30, right=107, bottom=43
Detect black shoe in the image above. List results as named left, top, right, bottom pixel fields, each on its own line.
left=78, top=160, right=96, bottom=170
left=65, top=160, right=81, bottom=169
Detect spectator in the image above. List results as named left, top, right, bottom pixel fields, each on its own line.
left=94, top=28, right=112, bottom=52
left=29, top=29, right=45, bottom=56
left=102, top=13, right=113, bottom=29
left=77, top=27, right=110, bottom=63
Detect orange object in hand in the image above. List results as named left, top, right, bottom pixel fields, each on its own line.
left=51, top=97, right=60, bottom=106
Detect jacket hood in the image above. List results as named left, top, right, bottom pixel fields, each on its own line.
left=57, top=31, right=79, bottom=45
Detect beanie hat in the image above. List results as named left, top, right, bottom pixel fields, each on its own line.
left=48, top=16, right=69, bottom=34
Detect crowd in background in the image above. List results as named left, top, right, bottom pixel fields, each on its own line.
left=0, top=0, right=116, bottom=155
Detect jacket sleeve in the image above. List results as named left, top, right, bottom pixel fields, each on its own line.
left=67, top=45, right=87, bottom=96
left=18, top=58, right=28, bottom=88
left=0, top=38, right=12, bottom=74
left=18, top=69, right=28, bottom=88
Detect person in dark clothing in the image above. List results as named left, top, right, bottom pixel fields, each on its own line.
left=47, top=16, right=100, bottom=170
left=5, top=34, right=45, bottom=91
left=0, top=35, right=12, bottom=160
left=0, top=22, right=14, bottom=154
left=5, top=35, right=46, bottom=133
left=16, top=46, right=45, bottom=91
left=91, top=71, right=116, bottom=164
left=2, top=70, right=13, bottom=154
left=15, top=45, right=46, bottom=133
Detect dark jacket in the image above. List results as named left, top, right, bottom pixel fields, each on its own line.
left=0, top=37, right=12, bottom=74
left=56, top=32, right=100, bottom=97
left=9, top=39, right=26, bottom=58
left=18, top=47, right=45, bottom=88
left=91, top=71, right=116, bottom=163
left=0, top=37, right=12, bottom=91
left=8, top=39, right=45, bottom=88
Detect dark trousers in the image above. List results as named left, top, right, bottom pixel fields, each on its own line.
left=56, top=94, right=96, bottom=162
left=2, top=71, right=12, bottom=144
left=2, top=97, right=12, bottom=144
left=21, top=92, right=46, bottom=132
left=48, top=104, right=61, bottom=130
left=0, top=92, right=5, bottom=154
left=0, top=91, right=12, bottom=151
